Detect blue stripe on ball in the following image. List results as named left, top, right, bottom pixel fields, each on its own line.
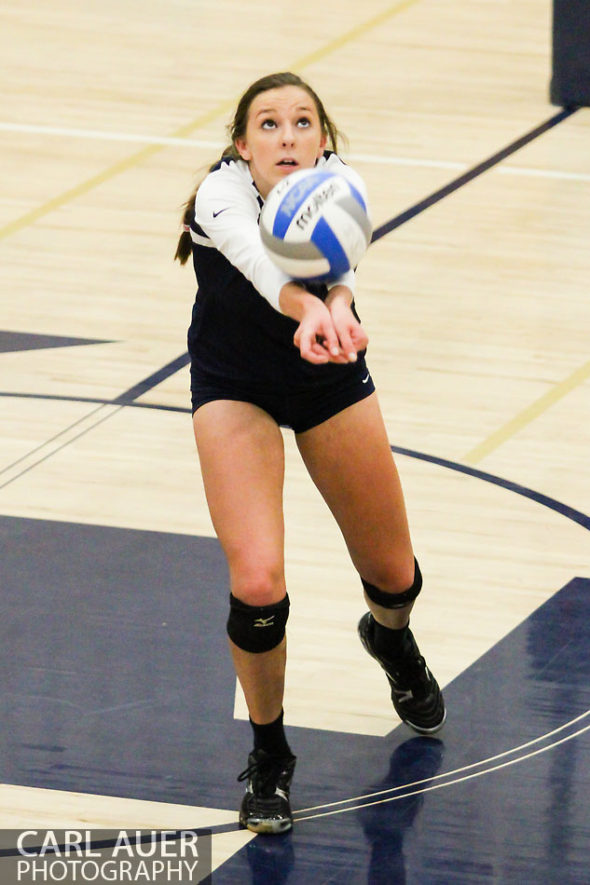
left=310, top=216, right=351, bottom=277
left=272, top=171, right=335, bottom=238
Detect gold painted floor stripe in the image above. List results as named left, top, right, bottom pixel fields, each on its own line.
left=292, top=0, right=419, bottom=70
left=463, top=358, right=590, bottom=465
left=0, top=104, right=234, bottom=241
left=0, top=0, right=418, bottom=242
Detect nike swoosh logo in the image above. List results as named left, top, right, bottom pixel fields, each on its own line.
left=212, top=207, right=229, bottom=218
left=362, top=373, right=371, bottom=384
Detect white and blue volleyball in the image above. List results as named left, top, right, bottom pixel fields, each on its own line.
left=260, top=168, right=372, bottom=282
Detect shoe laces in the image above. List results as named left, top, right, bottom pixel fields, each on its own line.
left=386, top=647, right=431, bottom=688
left=237, top=752, right=294, bottom=794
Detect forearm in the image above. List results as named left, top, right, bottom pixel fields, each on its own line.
left=278, top=283, right=324, bottom=322
left=324, top=283, right=354, bottom=311
left=279, top=282, right=354, bottom=318
left=280, top=281, right=366, bottom=365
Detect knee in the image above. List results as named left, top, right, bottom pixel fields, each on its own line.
left=361, top=557, right=422, bottom=608
left=361, top=555, right=417, bottom=596
left=229, top=560, right=286, bottom=608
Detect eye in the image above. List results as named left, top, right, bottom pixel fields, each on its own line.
left=297, top=117, right=311, bottom=128
left=261, top=118, right=277, bottom=129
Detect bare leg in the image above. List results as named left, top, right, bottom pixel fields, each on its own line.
left=296, top=392, right=445, bottom=733
left=228, top=639, right=286, bottom=725
left=296, top=392, right=416, bottom=625
left=193, top=400, right=287, bottom=724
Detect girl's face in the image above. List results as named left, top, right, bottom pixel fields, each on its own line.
left=235, top=85, right=327, bottom=199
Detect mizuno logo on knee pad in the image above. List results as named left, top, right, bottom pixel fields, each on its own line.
left=227, top=594, right=290, bottom=653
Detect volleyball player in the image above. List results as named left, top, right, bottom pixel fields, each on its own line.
left=175, top=72, right=445, bottom=835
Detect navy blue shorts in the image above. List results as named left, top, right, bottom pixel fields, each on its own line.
left=190, top=358, right=376, bottom=434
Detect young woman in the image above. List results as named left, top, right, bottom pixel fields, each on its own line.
left=175, top=71, right=445, bottom=835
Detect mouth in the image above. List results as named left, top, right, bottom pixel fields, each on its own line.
left=276, top=159, right=298, bottom=168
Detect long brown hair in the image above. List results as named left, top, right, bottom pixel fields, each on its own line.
left=174, top=72, right=343, bottom=264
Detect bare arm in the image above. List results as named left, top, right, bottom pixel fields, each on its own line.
left=280, top=282, right=368, bottom=365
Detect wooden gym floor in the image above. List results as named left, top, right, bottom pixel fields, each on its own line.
left=1, top=0, right=589, bottom=881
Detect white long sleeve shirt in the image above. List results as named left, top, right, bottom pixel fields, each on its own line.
left=191, top=152, right=365, bottom=312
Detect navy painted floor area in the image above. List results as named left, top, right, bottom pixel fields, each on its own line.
left=1, top=515, right=589, bottom=883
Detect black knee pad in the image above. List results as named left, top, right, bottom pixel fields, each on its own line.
left=227, top=593, right=290, bottom=653
left=361, top=558, right=422, bottom=609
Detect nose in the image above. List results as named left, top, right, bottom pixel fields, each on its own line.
left=281, top=123, right=295, bottom=145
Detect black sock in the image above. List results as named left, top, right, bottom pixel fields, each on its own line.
left=250, top=710, right=293, bottom=758
left=372, top=619, right=412, bottom=660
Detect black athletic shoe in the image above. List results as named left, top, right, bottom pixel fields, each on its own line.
left=238, top=749, right=296, bottom=834
left=358, top=612, right=446, bottom=734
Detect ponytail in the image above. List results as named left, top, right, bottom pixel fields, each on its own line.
left=174, top=145, right=239, bottom=264
left=174, top=189, right=198, bottom=265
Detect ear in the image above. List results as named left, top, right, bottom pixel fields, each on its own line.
left=235, top=138, right=251, bottom=162
left=316, top=133, right=327, bottom=158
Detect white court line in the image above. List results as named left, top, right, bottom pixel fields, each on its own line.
left=0, top=121, right=222, bottom=151
left=295, top=708, right=590, bottom=815
left=499, top=165, right=590, bottom=182
left=294, top=717, right=590, bottom=822
left=2, top=121, right=589, bottom=182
